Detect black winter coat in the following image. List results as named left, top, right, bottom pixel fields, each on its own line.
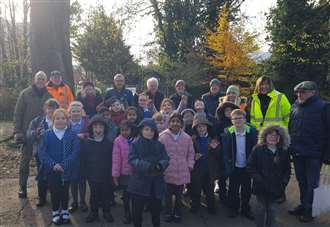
left=289, top=95, right=328, bottom=158
left=247, top=145, right=291, bottom=200
left=81, top=138, right=113, bottom=182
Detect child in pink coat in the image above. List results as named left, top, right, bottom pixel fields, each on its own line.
left=159, top=112, right=195, bottom=223
left=112, top=120, right=134, bottom=224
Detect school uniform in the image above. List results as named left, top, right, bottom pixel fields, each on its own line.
left=222, top=124, right=257, bottom=217
left=37, top=128, right=80, bottom=213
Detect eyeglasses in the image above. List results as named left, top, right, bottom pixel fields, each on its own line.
left=231, top=117, right=244, bottom=121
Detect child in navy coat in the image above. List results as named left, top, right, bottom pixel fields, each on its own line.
left=81, top=115, right=115, bottom=223
left=37, top=108, right=80, bottom=225
left=127, top=118, right=169, bottom=227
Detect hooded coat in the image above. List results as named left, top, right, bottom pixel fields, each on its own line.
left=80, top=115, right=113, bottom=182
left=127, top=119, right=170, bottom=199
left=247, top=125, right=291, bottom=200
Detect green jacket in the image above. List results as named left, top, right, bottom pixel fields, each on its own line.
left=13, top=85, right=51, bottom=136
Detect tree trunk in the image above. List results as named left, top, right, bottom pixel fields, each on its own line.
left=22, top=0, right=29, bottom=82
left=30, top=0, right=74, bottom=89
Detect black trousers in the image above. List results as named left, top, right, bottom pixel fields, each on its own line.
left=48, top=173, right=70, bottom=211
left=70, top=179, right=86, bottom=204
left=88, top=180, right=112, bottom=213
left=122, top=186, right=131, bottom=215
left=191, top=170, right=215, bottom=210
left=165, top=184, right=183, bottom=216
left=131, top=193, right=161, bottom=227
left=36, top=156, right=48, bottom=201
left=228, top=167, right=251, bottom=212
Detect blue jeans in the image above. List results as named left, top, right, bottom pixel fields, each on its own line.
left=293, top=156, right=321, bottom=210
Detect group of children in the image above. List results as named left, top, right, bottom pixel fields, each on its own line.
left=27, top=91, right=292, bottom=227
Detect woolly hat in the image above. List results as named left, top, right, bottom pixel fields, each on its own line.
left=137, top=118, right=159, bottom=140
left=209, top=78, right=221, bottom=87
left=226, top=85, right=240, bottom=96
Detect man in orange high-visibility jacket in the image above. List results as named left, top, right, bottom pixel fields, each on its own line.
left=47, top=70, right=74, bottom=109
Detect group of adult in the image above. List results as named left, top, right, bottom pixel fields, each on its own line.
left=13, top=70, right=330, bottom=223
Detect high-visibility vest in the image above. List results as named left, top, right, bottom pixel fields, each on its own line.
left=250, top=90, right=291, bottom=130
left=47, top=83, right=74, bottom=109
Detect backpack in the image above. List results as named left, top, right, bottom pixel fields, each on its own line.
left=321, top=102, right=330, bottom=165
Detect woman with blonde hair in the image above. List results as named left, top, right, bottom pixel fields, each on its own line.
left=249, top=76, right=291, bottom=130
left=247, top=125, right=291, bottom=227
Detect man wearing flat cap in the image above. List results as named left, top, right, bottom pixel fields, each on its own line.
left=288, top=81, right=330, bottom=222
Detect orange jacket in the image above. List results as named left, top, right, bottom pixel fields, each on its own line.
left=47, top=83, right=74, bottom=109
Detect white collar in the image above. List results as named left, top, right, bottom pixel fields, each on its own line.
left=235, top=129, right=246, bottom=136
left=71, top=119, right=82, bottom=125
left=53, top=127, right=67, bottom=140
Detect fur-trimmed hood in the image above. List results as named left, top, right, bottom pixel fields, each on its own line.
left=257, top=125, right=291, bottom=150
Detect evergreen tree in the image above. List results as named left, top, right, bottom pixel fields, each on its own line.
left=266, top=0, right=330, bottom=97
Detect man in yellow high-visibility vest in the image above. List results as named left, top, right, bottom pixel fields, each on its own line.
left=250, top=76, right=291, bottom=130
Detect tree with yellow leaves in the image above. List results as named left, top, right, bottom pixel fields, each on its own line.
left=205, top=5, right=259, bottom=84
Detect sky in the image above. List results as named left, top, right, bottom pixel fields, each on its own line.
left=8, top=0, right=277, bottom=62
left=78, top=0, right=277, bottom=62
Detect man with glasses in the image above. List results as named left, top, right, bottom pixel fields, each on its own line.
left=222, top=109, right=258, bottom=220
left=288, top=81, right=330, bottom=222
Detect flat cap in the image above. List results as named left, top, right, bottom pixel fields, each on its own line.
left=294, top=81, right=318, bottom=92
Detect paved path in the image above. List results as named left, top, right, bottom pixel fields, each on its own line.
left=1, top=169, right=330, bottom=227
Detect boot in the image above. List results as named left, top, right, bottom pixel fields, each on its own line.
left=85, top=211, right=98, bottom=223
left=69, top=202, right=78, bottom=213
left=299, top=209, right=314, bottom=223
left=288, top=205, right=304, bottom=216
left=123, top=209, right=131, bottom=224
left=104, top=212, right=114, bottom=223
left=18, top=186, right=27, bottom=199
left=36, top=198, right=46, bottom=207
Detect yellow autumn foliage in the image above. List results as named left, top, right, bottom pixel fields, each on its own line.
left=205, top=5, right=259, bottom=83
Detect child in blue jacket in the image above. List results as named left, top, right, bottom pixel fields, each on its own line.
left=38, top=108, right=80, bottom=225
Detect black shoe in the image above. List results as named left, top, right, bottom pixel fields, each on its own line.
left=241, top=210, right=255, bottom=220
left=104, top=212, right=114, bottom=223
left=208, top=207, right=216, bottom=215
left=228, top=209, right=239, bottom=218
left=299, top=209, right=313, bottom=223
left=173, top=215, right=182, bottom=223
left=80, top=202, right=88, bottom=212
left=299, top=214, right=314, bottom=223
left=123, top=211, right=131, bottom=224
left=18, top=187, right=27, bottom=199
left=36, top=199, right=46, bottom=207
left=164, top=214, right=173, bottom=223
left=190, top=206, right=200, bottom=213
left=85, top=212, right=98, bottom=223
left=69, top=202, right=78, bottom=213
left=288, top=205, right=304, bottom=216
left=275, top=194, right=286, bottom=204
